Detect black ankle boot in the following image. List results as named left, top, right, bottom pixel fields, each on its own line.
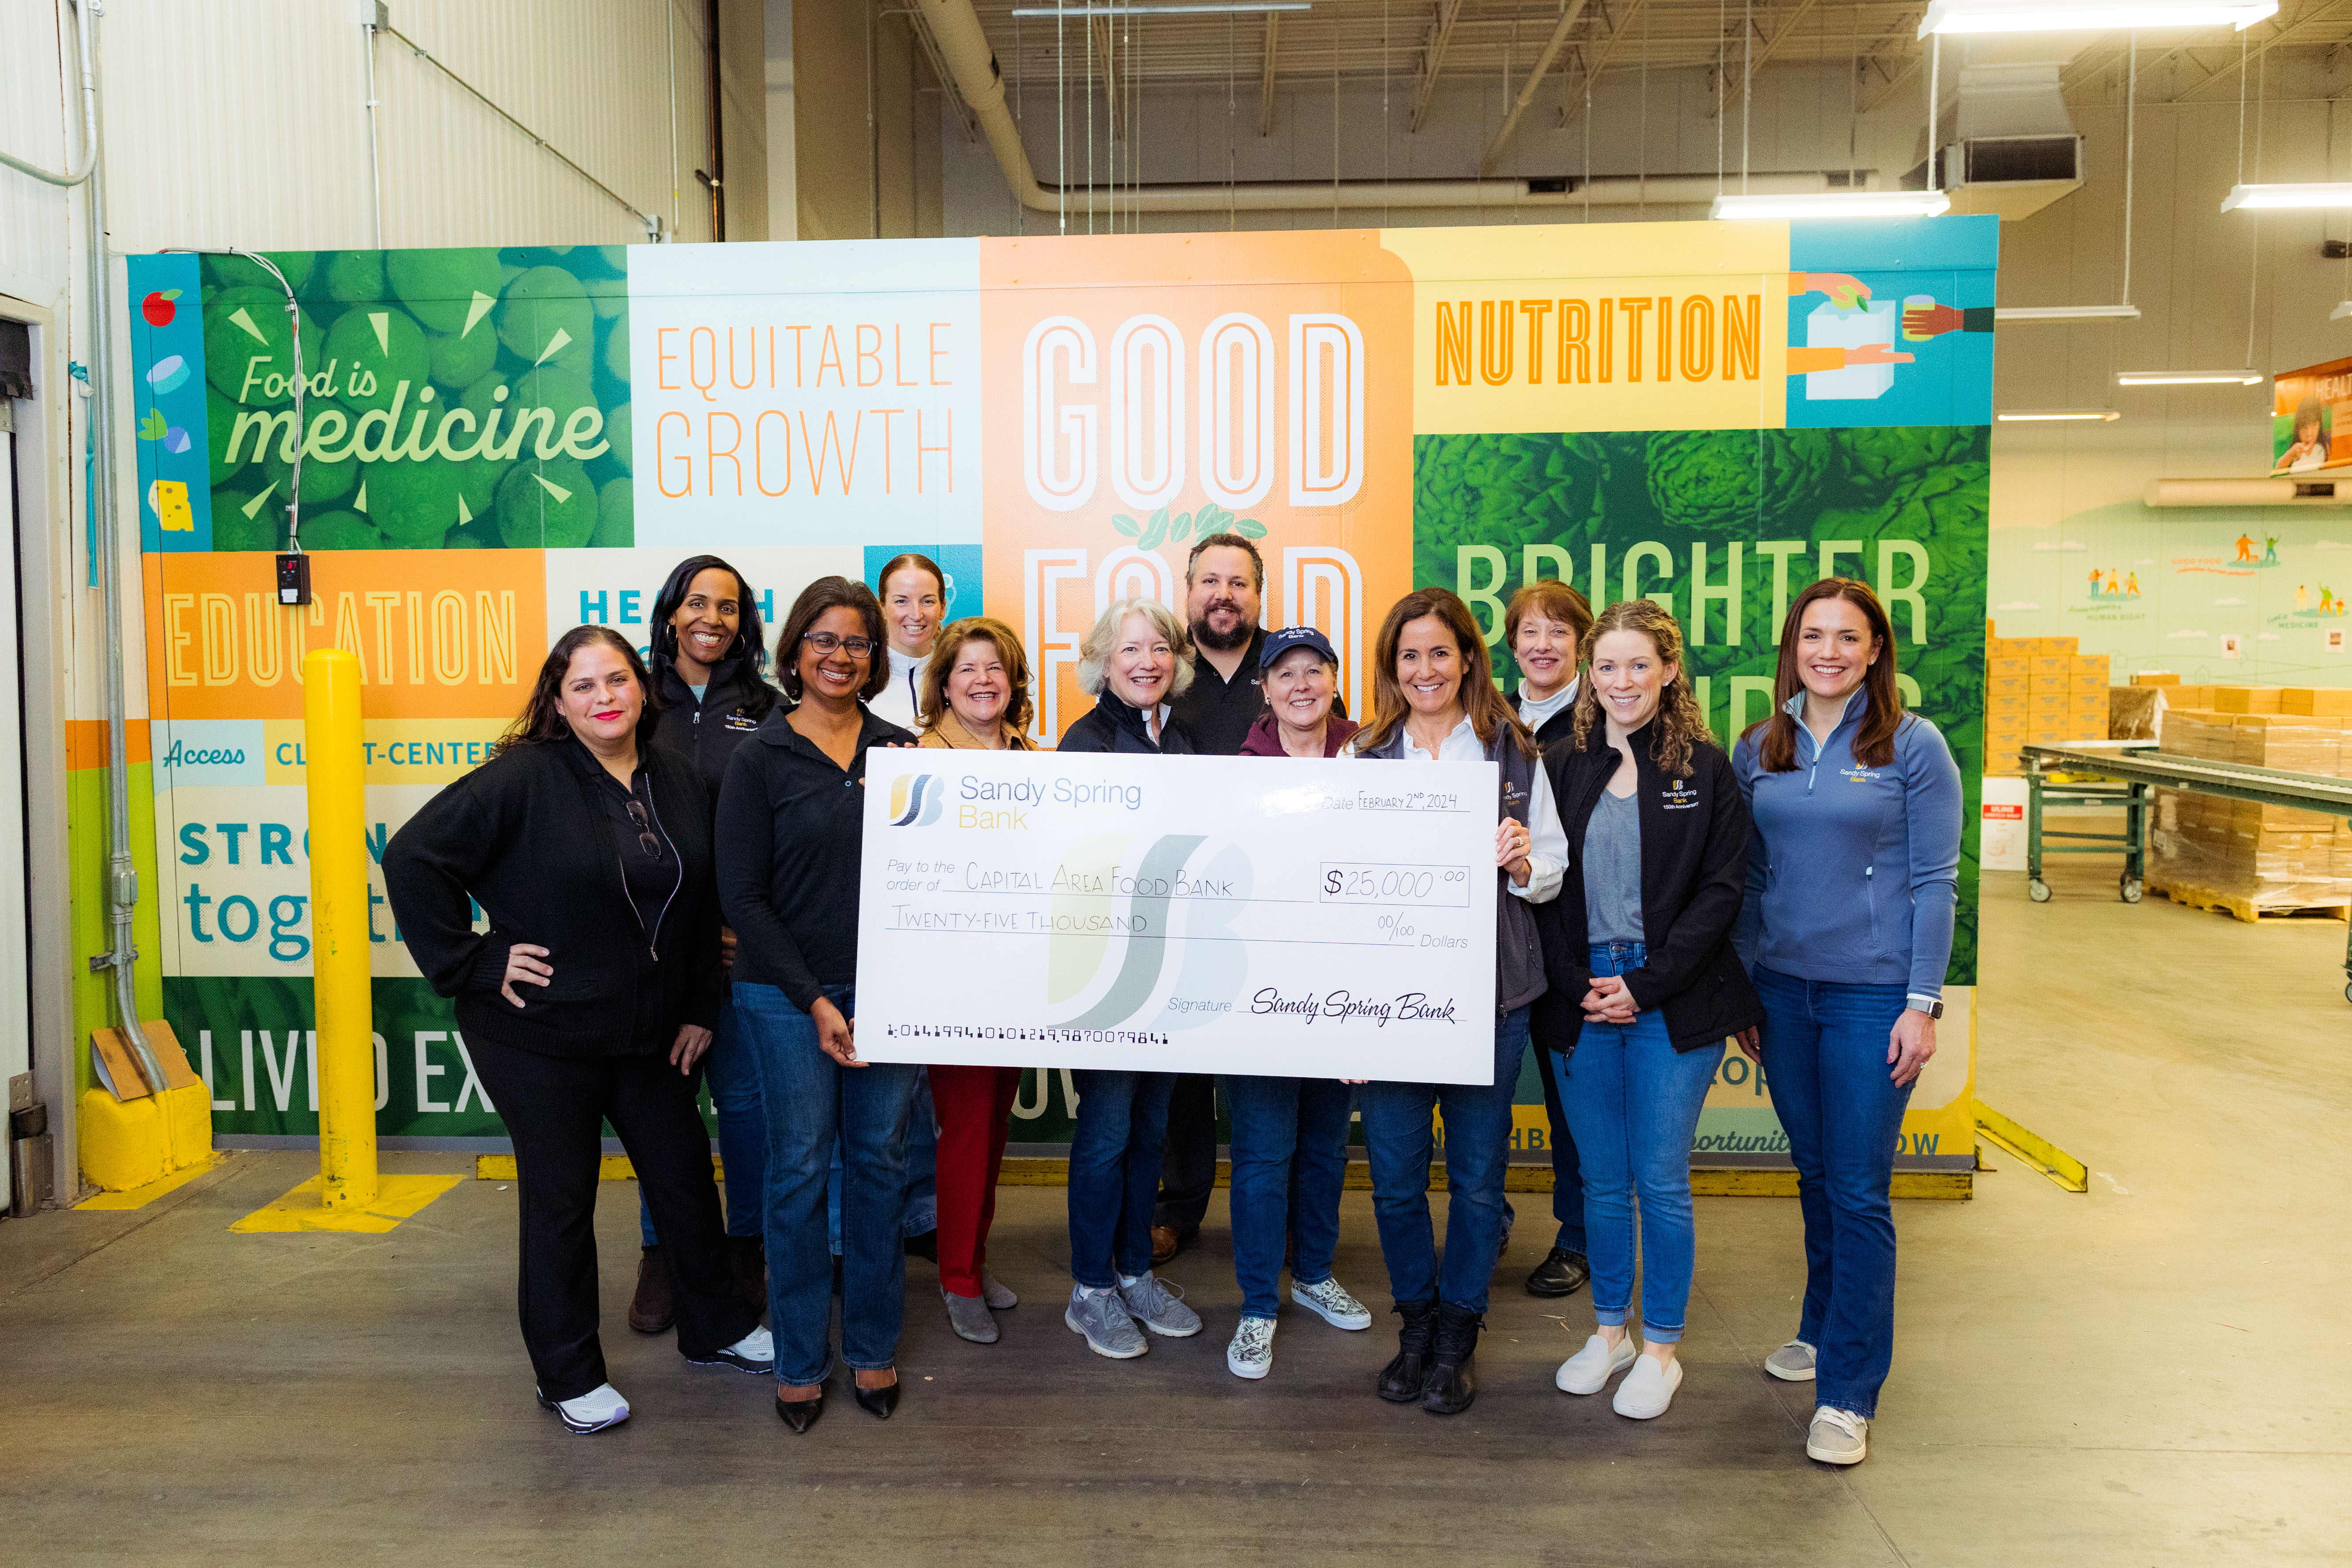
left=1376, top=1297, right=1439, bottom=1403
left=1421, top=1302, right=1482, bottom=1416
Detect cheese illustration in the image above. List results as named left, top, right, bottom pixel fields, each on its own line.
left=149, top=478, right=194, bottom=533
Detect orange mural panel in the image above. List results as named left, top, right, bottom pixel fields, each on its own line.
left=977, top=232, right=1415, bottom=742
left=143, top=550, right=548, bottom=722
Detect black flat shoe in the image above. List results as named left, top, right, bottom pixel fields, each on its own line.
left=1525, top=1246, right=1591, bottom=1300
left=775, top=1393, right=824, bottom=1433
left=852, top=1376, right=900, bottom=1420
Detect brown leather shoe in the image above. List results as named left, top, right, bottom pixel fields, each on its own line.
left=627, top=1245, right=676, bottom=1334
left=726, top=1235, right=768, bottom=1316
left=1150, top=1225, right=1180, bottom=1266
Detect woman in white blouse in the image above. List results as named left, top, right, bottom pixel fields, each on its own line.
left=867, top=553, right=947, bottom=729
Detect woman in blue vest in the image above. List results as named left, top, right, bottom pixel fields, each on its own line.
left=1345, top=587, right=1565, bottom=1417
left=1732, top=578, right=1962, bottom=1467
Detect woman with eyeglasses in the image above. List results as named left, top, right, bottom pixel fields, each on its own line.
left=386, top=625, right=772, bottom=1436
left=624, top=555, right=778, bottom=1340
left=717, top=576, right=919, bottom=1432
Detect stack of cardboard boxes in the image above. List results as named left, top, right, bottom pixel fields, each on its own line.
left=2142, top=677, right=2352, bottom=916
left=1985, top=632, right=2110, bottom=775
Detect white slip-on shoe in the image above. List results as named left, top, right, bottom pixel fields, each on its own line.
left=1289, top=1275, right=1373, bottom=1330
left=1807, top=1406, right=1869, bottom=1465
left=1764, top=1339, right=1817, bottom=1382
left=1227, top=1315, right=1276, bottom=1379
left=537, top=1383, right=631, bottom=1433
left=1611, top=1354, right=1683, bottom=1419
left=1555, top=1332, right=1638, bottom=1395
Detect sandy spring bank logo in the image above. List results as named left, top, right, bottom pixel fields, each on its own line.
left=888, top=773, right=945, bottom=827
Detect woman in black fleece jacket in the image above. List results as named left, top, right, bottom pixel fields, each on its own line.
left=715, top=576, right=917, bottom=1432
left=384, top=626, right=768, bottom=1436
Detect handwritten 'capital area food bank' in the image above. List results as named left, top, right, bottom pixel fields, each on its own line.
left=881, top=859, right=1239, bottom=899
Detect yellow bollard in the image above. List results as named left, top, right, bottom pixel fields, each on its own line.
left=304, top=647, right=377, bottom=1209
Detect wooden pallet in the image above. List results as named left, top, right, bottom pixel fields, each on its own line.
left=2147, top=876, right=2350, bottom=925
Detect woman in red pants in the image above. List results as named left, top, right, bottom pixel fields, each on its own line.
left=915, top=617, right=1038, bottom=1343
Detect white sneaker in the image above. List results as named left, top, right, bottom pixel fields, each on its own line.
left=1555, top=1332, right=1637, bottom=1395
left=684, top=1324, right=774, bottom=1374
left=1611, top=1353, right=1683, bottom=1419
left=1289, top=1275, right=1372, bottom=1330
left=1764, top=1339, right=1817, bottom=1382
left=1807, top=1406, right=1869, bottom=1465
left=1227, top=1315, right=1276, bottom=1379
left=537, top=1382, right=630, bottom=1433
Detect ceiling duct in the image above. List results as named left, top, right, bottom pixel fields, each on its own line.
left=1906, top=33, right=2096, bottom=221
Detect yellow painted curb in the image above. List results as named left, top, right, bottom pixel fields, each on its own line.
left=1972, top=1103, right=2089, bottom=1193
left=231, top=1171, right=465, bottom=1233
left=76, top=1152, right=226, bottom=1211
left=997, top=1157, right=1970, bottom=1200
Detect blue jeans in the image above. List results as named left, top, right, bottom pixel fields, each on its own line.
left=1753, top=964, right=1916, bottom=1418
left=640, top=996, right=766, bottom=1247
left=825, top=1068, right=939, bottom=1254
left=1224, top=1075, right=1353, bottom=1319
left=1066, top=1070, right=1175, bottom=1289
left=735, top=982, right=920, bottom=1386
left=1562, top=942, right=1722, bottom=1343
left=1358, top=1006, right=1530, bottom=1315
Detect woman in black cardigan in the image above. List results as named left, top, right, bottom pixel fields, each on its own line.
left=384, top=625, right=770, bottom=1435
left=1533, top=598, right=1761, bottom=1423
left=716, top=576, right=918, bottom=1432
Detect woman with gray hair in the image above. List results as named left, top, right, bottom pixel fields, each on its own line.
left=1056, top=596, right=1203, bottom=1360
left=1057, top=596, right=1199, bottom=756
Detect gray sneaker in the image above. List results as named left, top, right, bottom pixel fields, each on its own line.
left=1764, top=1339, right=1817, bottom=1382
left=1117, top=1271, right=1202, bottom=1338
left=1807, top=1406, right=1868, bottom=1464
left=943, top=1288, right=999, bottom=1344
left=1065, top=1285, right=1148, bottom=1359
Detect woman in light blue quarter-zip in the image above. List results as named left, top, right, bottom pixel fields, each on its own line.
left=1730, top=578, right=1961, bottom=1470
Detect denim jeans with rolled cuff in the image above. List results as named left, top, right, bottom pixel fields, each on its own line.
left=1560, top=941, right=1721, bottom=1345
left=1225, top=1073, right=1353, bottom=1319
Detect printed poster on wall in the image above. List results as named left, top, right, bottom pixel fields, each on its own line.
left=129, top=217, right=1993, bottom=1168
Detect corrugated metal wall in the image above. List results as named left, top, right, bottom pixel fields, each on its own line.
left=97, top=0, right=714, bottom=253
left=0, top=0, right=77, bottom=307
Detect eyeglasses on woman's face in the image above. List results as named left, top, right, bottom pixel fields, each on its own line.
left=802, top=631, right=878, bottom=659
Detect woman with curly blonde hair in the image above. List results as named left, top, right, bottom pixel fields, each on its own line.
left=1537, top=597, right=1762, bottom=1421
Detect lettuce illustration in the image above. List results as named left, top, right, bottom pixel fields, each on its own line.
left=1642, top=429, right=1832, bottom=533
left=1837, top=424, right=1987, bottom=495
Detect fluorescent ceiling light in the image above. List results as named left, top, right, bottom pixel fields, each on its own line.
left=1009, top=3, right=1311, bottom=15
left=1998, top=409, right=2123, bottom=421
left=1996, top=305, right=2142, bottom=321
left=2115, top=370, right=2265, bottom=386
left=1709, top=190, right=1951, bottom=220
left=2222, top=183, right=2352, bottom=211
left=1918, top=0, right=2275, bottom=35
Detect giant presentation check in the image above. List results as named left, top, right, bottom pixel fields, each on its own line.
left=854, top=749, right=1502, bottom=1083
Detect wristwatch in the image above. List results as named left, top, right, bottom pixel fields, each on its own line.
left=1906, top=995, right=1944, bottom=1019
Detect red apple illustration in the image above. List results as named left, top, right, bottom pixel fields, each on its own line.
left=141, top=288, right=180, bottom=327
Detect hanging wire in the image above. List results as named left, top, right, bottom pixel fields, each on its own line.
left=1228, top=11, right=1237, bottom=230
left=2248, top=34, right=2265, bottom=369
left=1384, top=0, right=1393, bottom=225
left=1927, top=30, right=1940, bottom=193
left=2122, top=32, right=2136, bottom=308
left=1057, top=0, right=1067, bottom=234
left=1085, top=9, right=1094, bottom=235
left=1641, top=4, right=1651, bottom=215
left=1334, top=4, right=1342, bottom=228
left=1741, top=0, right=1752, bottom=194
left=1016, top=10, right=1026, bottom=234
left=1717, top=0, right=1727, bottom=199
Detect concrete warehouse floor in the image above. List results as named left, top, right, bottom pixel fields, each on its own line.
left=3, top=854, right=2348, bottom=1566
